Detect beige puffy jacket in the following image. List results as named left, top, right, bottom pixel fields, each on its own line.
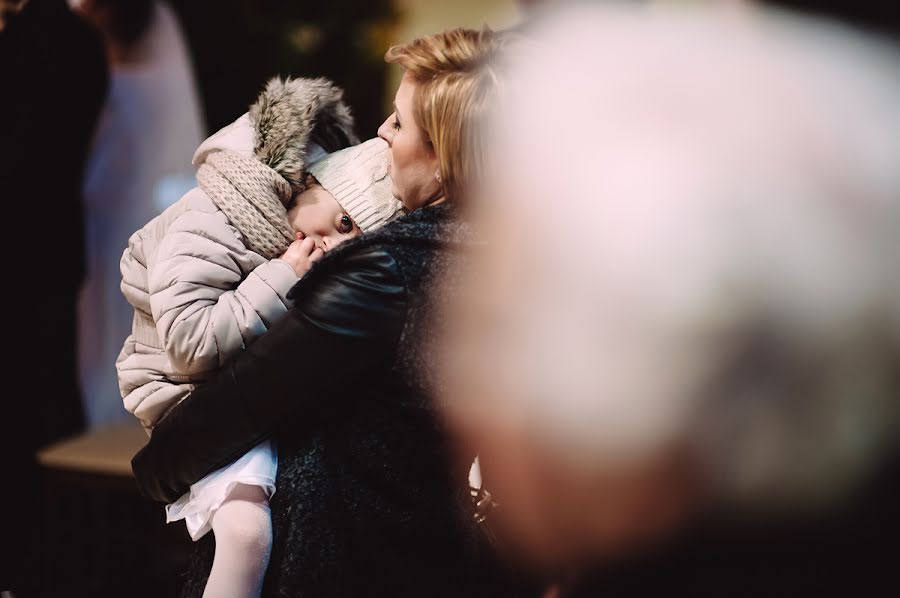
left=116, top=77, right=358, bottom=432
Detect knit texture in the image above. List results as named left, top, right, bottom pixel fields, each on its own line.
left=308, top=138, right=404, bottom=233
left=197, top=150, right=295, bottom=259
left=194, top=76, right=364, bottom=259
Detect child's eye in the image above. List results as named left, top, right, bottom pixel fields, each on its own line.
left=339, top=215, right=354, bottom=234
left=391, top=117, right=400, bottom=131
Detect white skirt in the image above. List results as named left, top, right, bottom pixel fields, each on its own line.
left=166, top=440, right=278, bottom=541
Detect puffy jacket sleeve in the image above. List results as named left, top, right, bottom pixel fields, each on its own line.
left=132, top=246, right=407, bottom=503
left=148, top=208, right=300, bottom=377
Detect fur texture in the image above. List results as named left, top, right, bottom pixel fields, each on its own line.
left=249, top=77, right=359, bottom=191
left=177, top=206, right=510, bottom=597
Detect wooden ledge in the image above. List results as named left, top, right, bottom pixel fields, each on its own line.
left=37, top=420, right=149, bottom=478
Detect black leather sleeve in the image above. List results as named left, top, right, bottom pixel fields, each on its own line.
left=131, top=246, right=407, bottom=503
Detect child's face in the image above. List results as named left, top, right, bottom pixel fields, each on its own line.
left=287, top=184, right=360, bottom=251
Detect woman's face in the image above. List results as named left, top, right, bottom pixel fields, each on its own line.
left=378, top=72, right=444, bottom=211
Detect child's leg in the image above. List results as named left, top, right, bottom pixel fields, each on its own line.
left=202, top=484, right=273, bottom=598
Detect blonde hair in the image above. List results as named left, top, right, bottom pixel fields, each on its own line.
left=385, top=28, right=506, bottom=202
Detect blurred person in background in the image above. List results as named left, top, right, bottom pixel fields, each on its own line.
left=131, top=28, right=516, bottom=597
left=0, top=0, right=107, bottom=593
left=439, top=2, right=900, bottom=596
left=69, top=0, right=205, bottom=427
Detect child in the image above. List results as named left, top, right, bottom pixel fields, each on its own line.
left=117, top=77, right=402, bottom=598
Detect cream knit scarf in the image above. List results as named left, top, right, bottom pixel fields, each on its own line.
left=196, top=149, right=297, bottom=260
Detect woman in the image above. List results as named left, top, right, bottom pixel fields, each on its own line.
left=132, top=28, right=510, bottom=596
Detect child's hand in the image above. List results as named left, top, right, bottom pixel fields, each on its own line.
left=279, top=233, right=325, bottom=277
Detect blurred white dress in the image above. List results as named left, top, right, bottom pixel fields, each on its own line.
left=166, top=440, right=278, bottom=540
left=78, top=1, right=205, bottom=427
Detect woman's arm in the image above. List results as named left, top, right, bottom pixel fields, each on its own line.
left=132, top=246, right=407, bottom=503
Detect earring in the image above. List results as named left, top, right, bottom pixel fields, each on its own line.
left=435, top=171, right=442, bottom=183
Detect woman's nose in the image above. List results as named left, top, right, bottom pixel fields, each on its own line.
left=377, top=114, right=395, bottom=145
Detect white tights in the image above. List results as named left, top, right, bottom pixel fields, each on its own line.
left=202, top=484, right=273, bottom=598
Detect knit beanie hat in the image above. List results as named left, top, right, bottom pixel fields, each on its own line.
left=308, top=138, right=405, bottom=232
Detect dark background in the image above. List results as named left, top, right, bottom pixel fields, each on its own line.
left=170, top=0, right=397, bottom=138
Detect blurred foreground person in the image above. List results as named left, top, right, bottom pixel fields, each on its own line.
left=0, top=0, right=107, bottom=593
left=439, top=3, right=900, bottom=595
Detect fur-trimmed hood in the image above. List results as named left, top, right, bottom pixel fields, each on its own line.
left=193, top=76, right=359, bottom=190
